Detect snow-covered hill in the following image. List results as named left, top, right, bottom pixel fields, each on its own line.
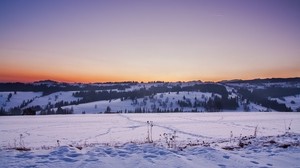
left=0, top=78, right=300, bottom=115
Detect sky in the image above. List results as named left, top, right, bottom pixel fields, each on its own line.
left=0, top=0, right=300, bottom=83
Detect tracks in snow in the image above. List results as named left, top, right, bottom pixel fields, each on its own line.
left=117, top=114, right=213, bottom=140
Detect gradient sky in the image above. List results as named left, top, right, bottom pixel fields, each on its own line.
left=0, top=0, right=300, bottom=83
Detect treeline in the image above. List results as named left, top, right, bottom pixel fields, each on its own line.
left=72, top=83, right=238, bottom=111
left=40, top=106, right=74, bottom=115
left=0, top=106, right=41, bottom=116
left=238, top=88, right=293, bottom=112
left=72, top=83, right=231, bottom=103
left=183, top=84, right=229, bottom=98
left=223, top=77, right=300, bottom=84
left=251, top=87, right=300, bottom=98
left=177, top=95, right=238, bottom=112
left=0, top=106, right=74, bottom=116
left=0, top=82, right=132, bottom=95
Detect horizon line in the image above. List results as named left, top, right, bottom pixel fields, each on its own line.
left=1, top=76, right=299, bottom=84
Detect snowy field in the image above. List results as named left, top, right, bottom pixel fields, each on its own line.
left=0, top=112, right=300, bottom=168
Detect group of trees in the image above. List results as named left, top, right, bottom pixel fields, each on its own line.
left=1, top=81, right=299, bottom=115
left=177, top=95, right=238, bottom=112
left=70, top=83, right=239, bottom=113
left=103, top=106, right=186, bottom=114
left=72, top=84, right=232, bottom=104
left=0, top=106, right=42, bottom=116
left=237, top=88, right=293, bottom=112
left=0, top=107, right=25, bottom=115
left=40, top=106, right=74, bottom=115
left=0, top=103, right=74, bottom=116
left=0, top=82, right=132, bottom=96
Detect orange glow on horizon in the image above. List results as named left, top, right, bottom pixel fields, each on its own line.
left=0, top=67, right=299, bottom=83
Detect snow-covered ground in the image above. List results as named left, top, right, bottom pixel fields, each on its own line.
left=65, top=91, right=214, bottom=114
left=28, top=91, right=80, bottom=109
left=0, top=91, right=79, bottom=110
left=272, top=95, right=300, bottom=111
left=0, top=112, right=299, bottom=167
left=0, top=92, right=42, bottom=110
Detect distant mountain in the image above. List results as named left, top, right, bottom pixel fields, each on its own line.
left=221, top=77, right=300, bottom=84
left=33, top=80, right=60, bottom=85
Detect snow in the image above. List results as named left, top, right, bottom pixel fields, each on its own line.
left=272, top=95, right=300, bottom=111
left=247, top=102, right=271, bottom=112
left=0, top=91, right=81, bottom=111
left=0, top=112, right=300, bottom=167
left=28, top=91, right=80, bottom=109
left=0, top=92, right=42, bottom=110
left=2, top=84, right=300, bottom=113
left=66, top=91, right=214, bottom=114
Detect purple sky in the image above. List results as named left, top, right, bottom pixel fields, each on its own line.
left=0, top=0, right=299, bottom=82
